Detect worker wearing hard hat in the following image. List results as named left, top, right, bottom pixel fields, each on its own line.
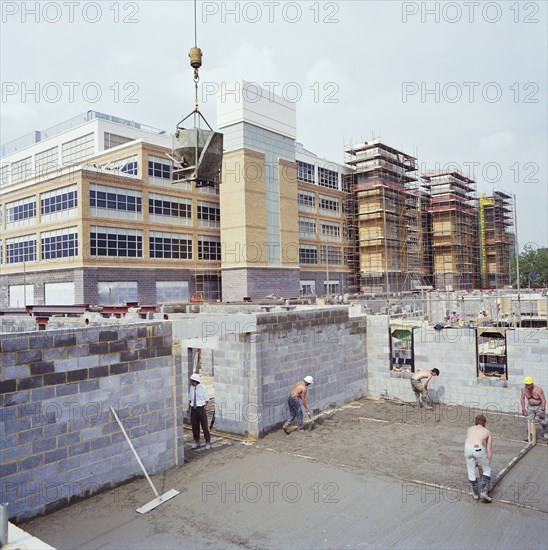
left=283, top=376, right=314, bottom=434
left=188, top=373, right=211, bottom=449
left=520, top=377, right=548, bottom=441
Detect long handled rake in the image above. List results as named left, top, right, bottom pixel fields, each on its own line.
left=110, top=406, right=180, bottom=513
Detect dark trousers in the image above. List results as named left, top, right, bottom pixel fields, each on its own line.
left=191, top=406, right=210, bottom=442
left=286, top=396, right=303, bottom=429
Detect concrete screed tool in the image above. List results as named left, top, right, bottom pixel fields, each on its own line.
left=110, top=407, right=180, bottom=513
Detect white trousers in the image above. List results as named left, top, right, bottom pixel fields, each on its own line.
left=464, top=442, right=491, bottom=481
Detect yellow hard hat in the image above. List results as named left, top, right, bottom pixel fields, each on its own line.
left=524, top=376, right=534, bottom=385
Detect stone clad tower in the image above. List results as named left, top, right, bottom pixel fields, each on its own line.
left=217, top=81, right=300, bottom=301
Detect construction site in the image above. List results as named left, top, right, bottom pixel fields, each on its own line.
left=1, top=2, right=547, bottom=550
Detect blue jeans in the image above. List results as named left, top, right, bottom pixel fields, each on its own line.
left=286, top=396, right=303, bottom=429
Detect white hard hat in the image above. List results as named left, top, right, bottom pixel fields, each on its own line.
left=190, top=373, right=201, bottom=382
left=304, top=375, right=314, bottom=384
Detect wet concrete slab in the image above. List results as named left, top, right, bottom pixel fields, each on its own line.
left=21, top=439, right=548, bottom=549
left=493, top=443, right=548, bottom=512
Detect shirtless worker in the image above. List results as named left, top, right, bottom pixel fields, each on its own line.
left=521, top=377, right=548, bottom=441
left=283, top=376, right=314, bottom=433
left=410, top=368, right=440, bottom=409
left=464, top=414, right=493, bottom=503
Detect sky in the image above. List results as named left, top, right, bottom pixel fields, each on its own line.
left=1, top=0, right=547, bottom=249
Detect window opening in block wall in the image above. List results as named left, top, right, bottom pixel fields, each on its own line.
left=389, top=325, right=415, bottom=373
left=477, top=327, right=507, bottom=381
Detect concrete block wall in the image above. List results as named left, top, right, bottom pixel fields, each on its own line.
left=221, top=267, right=300, bottom=301
left=197, top=348, right=215, bottom=377
left=366, top=315, right=548, bottom=412
left=200, top=332, right=259, bottom=437
left=0, top=321, right=184, bottom=522
left=506, top=328, right=548, bottom=408
left=209, top=308, right=367, bottom=437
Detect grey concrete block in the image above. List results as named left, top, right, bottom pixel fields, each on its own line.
left=4, top=365, right=31, bottom=379
left=99, top=352, right=121, bottom=366
left=3, top=443, right=32, bottom=462
left=0, top=352, right=17, bottom=368
left=79, top=379, right=101, bottom=393
left=17, top=426, right=43, bottom=443
left=44, top=448, right=68, bottom=464
left=57, top=432, right=81, bottom=448
left=55, top=358, right=79, bottom=372
left=43, top=422, right=68, bottom=438
left=56, top=383, right=79, bottom=397
left=68, top=441, right=91, bottom=456
left=20, top=454, right=44, bottom=471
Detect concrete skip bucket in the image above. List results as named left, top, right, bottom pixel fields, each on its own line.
left=171, top=127, right=223, bottom=187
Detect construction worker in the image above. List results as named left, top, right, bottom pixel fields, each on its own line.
left=188, top=373, right=211, bottom=449
left=521, top=377, right=548, bottom=441
left=464, top=414, right=493, bottom=503
left=410, top=368, right=440, bottom=409
left=283, top=376, right=314, bottom=433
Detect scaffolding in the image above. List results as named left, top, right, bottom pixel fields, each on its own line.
left=479, top=190, right=514, bottom=289
left=344, top=139, right=430, bottom=294
left=422, top=171, right=479, bottom=291
left=343, top=172, right=360, bottom=294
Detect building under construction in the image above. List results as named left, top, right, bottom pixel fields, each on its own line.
left=423, top=171, right=480, bottom=290
left=0, top=88, right=519, bottom=306
left=344, top=140, right=430, bottom=293
left=479, top=191, right=514, bottom=288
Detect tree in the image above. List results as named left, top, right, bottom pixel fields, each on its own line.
left=511, top=244, right=548, bottom=288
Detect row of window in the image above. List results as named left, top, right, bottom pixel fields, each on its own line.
left=90, top=186, right=142, bottom=212
left=4, top=228, right=79, bottom=263
left=6, top=139, right=346, bottom=192
left=299, top=245, right=343, bottom=265
left=4, top=185, right=78, bottom=226
left=298, top=191, right=341, bottom=215
left=3, top=233, right=349, bottom=265
left=91, top=185, right=220, bottom=225
left=2, top=135, right=133, bottom=186
left=150, top=233, right=192, bottom=259
left=104, top=133, right=134, bottom=150
left=2, top=185, right=219, bottom=226
left=149, top=196, right=191, bottom=218
left=23, top=135, right=93, bottom=178
left=6, top=197, right=36, bottom=223
left=89, top=228, right=222, bottom=260
left=62, top=133, right=94, bottom=164
left=42, top=185, right=78, bottom=215
left=102, top=156, right=138, bottom=176
left=298, top=217, right=342, bottom=240
left=297, top=161, right=340, bottom=190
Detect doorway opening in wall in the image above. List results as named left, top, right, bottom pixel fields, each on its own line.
left=193, top=272, right=221, bottom=302
left=477, top=327, right=507, bottom=382
left=389, top=323, right=415, bottom=373
left=300, top=280, right=316, bottom=298
left=187, top=347, right=217, bottom=436
left=324, top=280, right=340, bottom=296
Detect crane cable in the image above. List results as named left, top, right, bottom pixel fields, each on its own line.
left=192, top=0, right=200, bottom=115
